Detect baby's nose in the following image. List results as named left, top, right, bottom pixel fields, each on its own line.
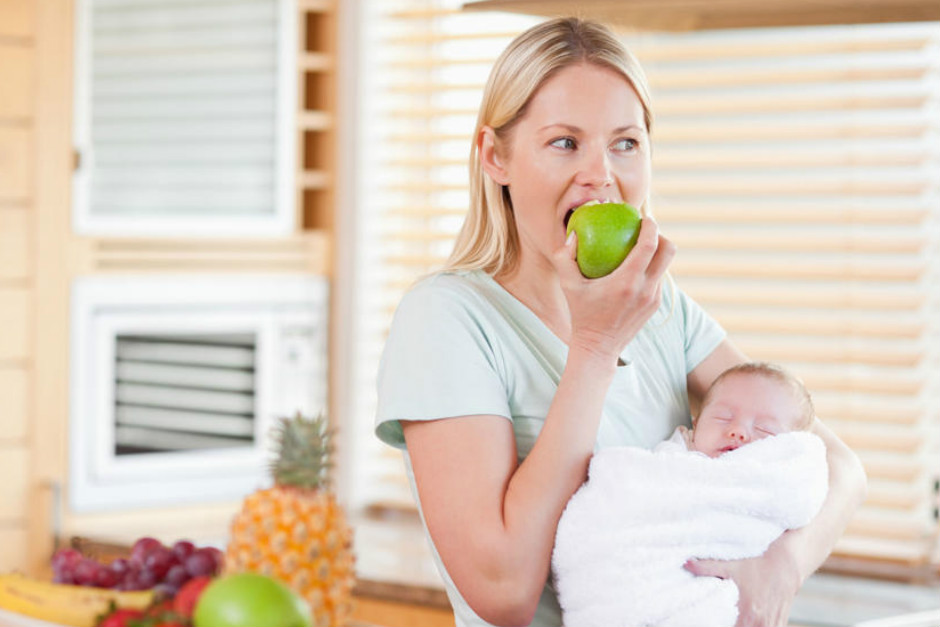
left=729, top=428, right=749, bottom=442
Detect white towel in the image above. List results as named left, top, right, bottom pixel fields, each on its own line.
left=552, top=430, right=828, bottom=627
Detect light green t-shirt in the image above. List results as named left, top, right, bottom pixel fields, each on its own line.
left=375, top=270, right=726, bottom=627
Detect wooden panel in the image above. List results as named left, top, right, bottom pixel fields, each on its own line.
left=0, top=367, right=28, bottom=443
left=0, top=288, right=29, bottom=359
left=0, top=45, right=32, bottom=119
left=69, top=232, right=331, bottom=275
left=0, top=127, right=31, bottom=202
left=0, top=447, right=29, bottom=521
left=350, top=596, right=455, bottom=627
left=463, top=0, right=940, bottom=31
left=0, top=208, right=30, bottom=278
left=0, top=0, right=34, bottom=39
left=30, top=0, right=72, bottom=578
left=0, top=526, right=29, bottom=571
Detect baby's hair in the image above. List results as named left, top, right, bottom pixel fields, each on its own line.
left=698, top=362, right=816, bottom=430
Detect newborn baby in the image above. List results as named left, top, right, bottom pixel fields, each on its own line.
left=552, top=362, right=829, bottom=627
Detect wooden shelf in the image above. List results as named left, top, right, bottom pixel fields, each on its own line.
left=298, top=110, right=333, bottom=132
left=298, top=170, right=331, bottom=190
left=462, top=0, right=940, bottom=31
left=300, top=51, right=333, bottom=72
left=297, top=0, right=333, bottom=13
left=70, top=232, right=332, bottom=275
left=296, top=2, right=336, bottom=235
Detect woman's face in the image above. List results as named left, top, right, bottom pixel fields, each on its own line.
left=485, top=62, right=651, bottom=270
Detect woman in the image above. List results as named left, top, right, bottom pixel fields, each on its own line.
left=376, top=17, right=866, bottom=627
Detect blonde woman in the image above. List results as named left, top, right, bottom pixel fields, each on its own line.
left=376, top=17, right=866, bottom=627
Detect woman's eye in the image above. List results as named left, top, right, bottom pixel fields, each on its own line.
left=612, top=138, right=638, bottom=152
left=550, top=137, right=576, bottom=150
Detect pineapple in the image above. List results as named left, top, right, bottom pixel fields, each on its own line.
left=226, top=413, right=356, bottom=627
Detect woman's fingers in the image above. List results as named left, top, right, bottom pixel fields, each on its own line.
left=616, top=215, right=660, bottom=275
left=608, top=216, right=673, bottom=283
left=683, top=558, right=730, bottom=579
left=645, top=233, right=677, bottom=281
left=551, top=231, right=583, bottom=284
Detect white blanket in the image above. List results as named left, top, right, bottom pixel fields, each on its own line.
left=552, top=430, right=828, bottom=627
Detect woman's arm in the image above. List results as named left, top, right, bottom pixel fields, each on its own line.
left=403, top=220, right=675, bottom=626
left=685, top=341, right=869, bottom=627
left=403, top=345, right=616, bottom=626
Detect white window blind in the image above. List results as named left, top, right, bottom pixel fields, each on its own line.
left=73, top=0, right=297, bottom=236
left=352, top=0, right=940, bottom=585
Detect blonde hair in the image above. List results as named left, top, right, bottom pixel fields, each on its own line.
left=700, top=362, right=816, bottom=431
left=444, top=17, right=654, bottom=276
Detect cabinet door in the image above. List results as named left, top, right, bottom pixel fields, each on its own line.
left=72, top=0, right=297, bottom=237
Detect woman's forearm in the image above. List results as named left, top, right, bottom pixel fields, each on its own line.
left=501, top=346, right=618, bottom=573
left=784, top=418, right=868, bottom=582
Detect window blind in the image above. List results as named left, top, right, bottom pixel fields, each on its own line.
left=352, top=0, right=940, bottom=585
left=73, top=0, right=296, bottom=235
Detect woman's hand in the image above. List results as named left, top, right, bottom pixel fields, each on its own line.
left=685, top=536, right=801, bottom=627
left=551, top=216, right=676, bottom=362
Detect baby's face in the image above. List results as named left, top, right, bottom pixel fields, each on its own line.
left=692, top=374, right=804, bottom=458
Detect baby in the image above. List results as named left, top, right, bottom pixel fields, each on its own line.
left=673, top=361, right=815, bottom=458
left=552, top=362, right=828, bottom=627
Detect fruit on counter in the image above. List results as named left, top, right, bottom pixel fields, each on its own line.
left=565, top=201, right=642, bottom=278
left=172, top=576, right=214, bottom=618
left=193, top=573, right=311, bottom=627
left=52, top=539, right=223, bottom=596
left=97, top=594, right=191, bottom=627
left=0, top=572, right=153, bottom=627
left=225, top=413, right=355, bottom=627
left=97, top=608, right=145, bottom=627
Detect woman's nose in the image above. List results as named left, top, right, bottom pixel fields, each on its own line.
left=576, top=150, right=614, bottom=188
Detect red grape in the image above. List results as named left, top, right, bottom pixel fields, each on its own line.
left=94, top=567, right=120, bottom=589
left=171, top=540, right=196, bottom=562
left=109, top=558, right=131, bottom=579
left=133, top=568, right=158, bottom=590
left=204, top=547, right=224, bottom=575
left=51, top=548, right=83, bottom=573
left=183, top=550, right=215, bottom=577
left=130, top=537, right=163, bottom=565
left=144, top=546, right=174, bottom=579
left=73, top=558, right=100, bottom=586
left=165, top=564, right=189, bottom=587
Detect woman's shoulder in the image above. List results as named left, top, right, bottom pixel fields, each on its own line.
left=395, top=270, right=495, bottom=318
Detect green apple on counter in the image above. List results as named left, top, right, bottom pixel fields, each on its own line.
left=193, top=573, right=311, bottom=627
left=565, top=201, right=642, bottom=278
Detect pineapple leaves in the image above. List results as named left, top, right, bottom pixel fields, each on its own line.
left=269, top=412, right=334, bottom=490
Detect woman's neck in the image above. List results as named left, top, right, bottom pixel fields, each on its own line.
left=493, top=254, right=571, bottom=343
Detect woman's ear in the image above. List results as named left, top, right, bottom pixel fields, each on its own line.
left=478, top=126, right=510, bottom=185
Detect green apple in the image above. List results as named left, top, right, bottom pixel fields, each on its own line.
left=193, top=573, right=312, bottom=627
left=566, top=201, right=642, bottom=278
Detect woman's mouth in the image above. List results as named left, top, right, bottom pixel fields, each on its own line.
left=563, top=209, right=575, bottom=229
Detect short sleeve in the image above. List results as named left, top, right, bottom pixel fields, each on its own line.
left=675, top=284, right=727, bottom=374
left=375, top=275, right=512, bottom=449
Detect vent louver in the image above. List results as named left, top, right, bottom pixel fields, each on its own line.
left=113, top=333, right=257, bottom=454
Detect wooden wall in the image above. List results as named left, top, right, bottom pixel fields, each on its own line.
left=0, top=0, right=336, bottom=575
left=0, top=0, right=38, bottom=573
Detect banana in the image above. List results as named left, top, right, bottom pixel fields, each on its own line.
left=0, top=573, right=154, bottom=627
